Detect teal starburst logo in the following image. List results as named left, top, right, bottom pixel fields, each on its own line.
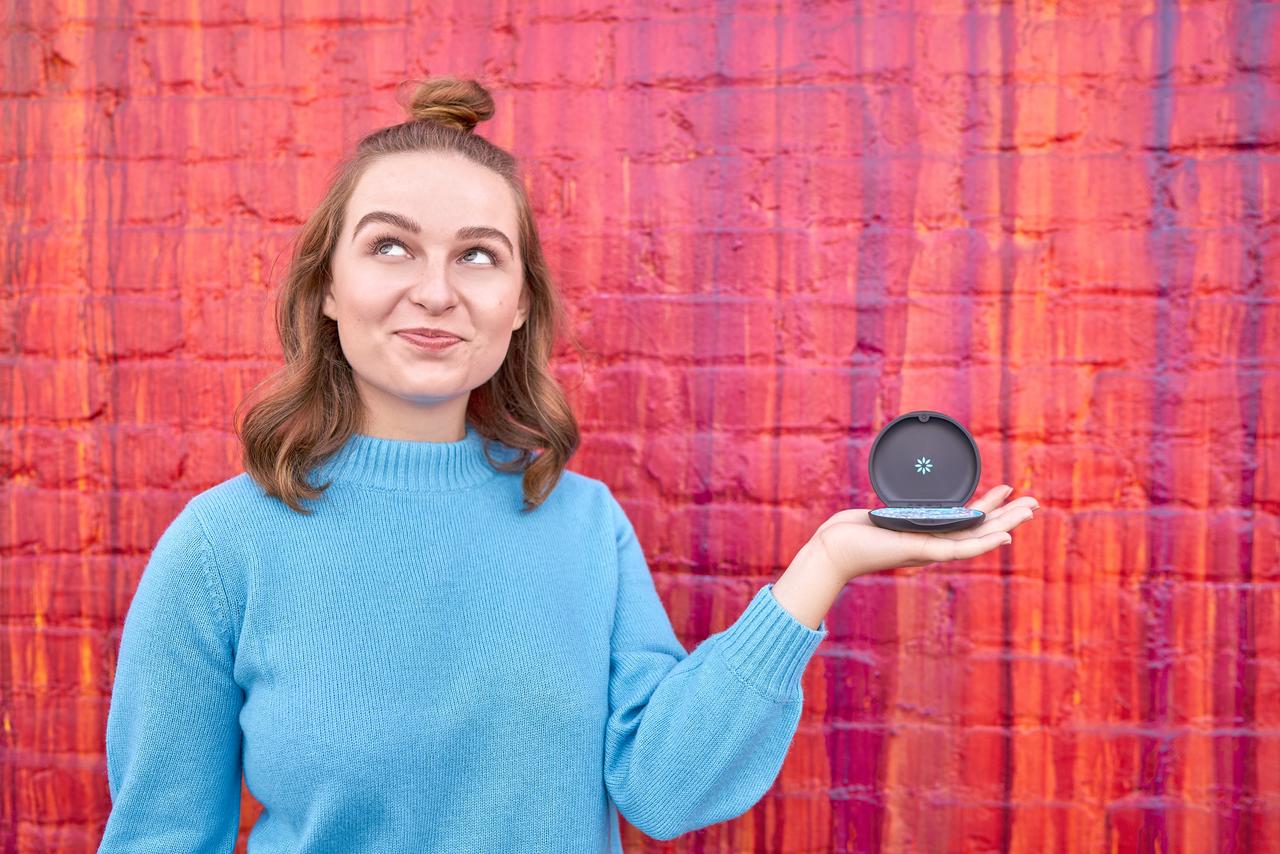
left=915, top=457, right=933, bottom=474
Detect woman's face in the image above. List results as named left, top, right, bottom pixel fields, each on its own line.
left=323, top=151, right=529, bottom=438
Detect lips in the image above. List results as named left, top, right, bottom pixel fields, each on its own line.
left=398, top=331, right=460, bottom=344
left=396, top=323, right=465, bottom=338
left=397, top=331, right=461, bottom=352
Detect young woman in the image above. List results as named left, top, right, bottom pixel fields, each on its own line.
left=99, top=76, right=1038, bottom=853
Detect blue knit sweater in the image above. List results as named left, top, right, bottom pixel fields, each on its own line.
left=100, top=423, right=829, bottom=852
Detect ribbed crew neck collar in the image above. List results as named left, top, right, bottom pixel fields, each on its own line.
left=309, top=423, right=516, bottom=492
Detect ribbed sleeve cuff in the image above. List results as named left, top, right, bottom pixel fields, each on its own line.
left=715, top=582, right=829, bottom=702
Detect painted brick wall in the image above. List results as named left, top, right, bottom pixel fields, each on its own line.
left=3, top=1, right=1278, bottom=852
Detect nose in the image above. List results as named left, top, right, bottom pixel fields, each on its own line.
left=406, top=254, right=459, bottom=313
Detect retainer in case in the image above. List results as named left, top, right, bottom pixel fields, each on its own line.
left=868, top=410, right=986, bottom=533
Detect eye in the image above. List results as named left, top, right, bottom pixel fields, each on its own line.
left=366, top=233, right=408, bottom=257
left=460, top=245, right=500, bottom=267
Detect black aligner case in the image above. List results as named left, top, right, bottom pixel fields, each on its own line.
left=867, top=410, right=986, bottom=533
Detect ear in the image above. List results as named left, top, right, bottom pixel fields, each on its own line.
left=512, top=285, right=530, bottom=331
left=322, top=283, right=336, bottom=322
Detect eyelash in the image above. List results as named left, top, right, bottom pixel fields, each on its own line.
left=364, top=233, right=502, bottom=268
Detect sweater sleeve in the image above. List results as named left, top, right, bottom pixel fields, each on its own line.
left=601, top=491, right=829, bottom=842
left=99, top=502, right=244, bottom=854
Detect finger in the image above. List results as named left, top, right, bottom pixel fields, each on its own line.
left=989, top=496, right=1039, bottom=516
left=984, top=501, right=1038, bottom=527
left=994, top=507, right=1036, bottom=534
left=967, top=484, right=1014, bottom=514
left=969, top=494, right=1040, bottom=525
left=930, top=502, right=1037, bottom=540
left=923, top=529, right=1012, bottom=562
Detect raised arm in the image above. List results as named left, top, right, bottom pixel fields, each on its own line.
left=601, top=489, right=827, bottom=842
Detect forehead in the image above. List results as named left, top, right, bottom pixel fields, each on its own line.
left=347, top=151, right=519, bottom=238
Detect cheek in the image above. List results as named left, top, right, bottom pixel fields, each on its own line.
left=329, top=258, right=394, bottom=320
left=332, top=288, right=394, bottom=327
left=490, top=287, right=525, bottom=320
left=477, top=307, right=520, bottom=338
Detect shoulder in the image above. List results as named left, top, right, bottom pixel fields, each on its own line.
left=167, top=472, right=303, bottom=568
left=145, top=474, right=259, bottom=546
left=555, top=466, right=608, bottom=496
left=183, top=471, right=280, bottom=526
left=550, top=466, right=614, bottom=509
left=132, top=478, right=255, bottom=620
left=552, top=467, right=637, bottom=539
left=155, top=473, right=280, bottom=634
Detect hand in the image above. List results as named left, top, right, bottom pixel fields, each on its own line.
left=810, top=484, right=1040, bottom=583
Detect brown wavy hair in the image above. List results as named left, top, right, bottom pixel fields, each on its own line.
left=235, top=75, right=581, bottom=515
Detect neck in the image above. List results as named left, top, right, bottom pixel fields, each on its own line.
left=307, top=421, right=515, bottom=493
left=352, top=380, right=471, bottom=443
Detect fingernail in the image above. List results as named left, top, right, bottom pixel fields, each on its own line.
left=1003, top=536, right=1013, bottom=545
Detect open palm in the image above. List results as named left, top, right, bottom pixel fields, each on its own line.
left=812, top=484, right=1040, bottom=582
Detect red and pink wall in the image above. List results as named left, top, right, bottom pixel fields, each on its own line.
left=3, top=2, right=1277, bottom=851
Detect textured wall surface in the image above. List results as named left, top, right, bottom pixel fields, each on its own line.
left=3, top=1, right=1279, bottom=852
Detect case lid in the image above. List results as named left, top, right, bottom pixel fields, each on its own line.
left=868, top=410, right=981, bottom=507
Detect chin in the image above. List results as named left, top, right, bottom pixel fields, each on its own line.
left=394, top=383, right=469, bottom=402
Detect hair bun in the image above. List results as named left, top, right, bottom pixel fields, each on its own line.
left=401, top=76, right=494, bottom=133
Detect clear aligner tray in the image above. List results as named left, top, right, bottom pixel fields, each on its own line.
left=871, top=507, right=982, bottom=520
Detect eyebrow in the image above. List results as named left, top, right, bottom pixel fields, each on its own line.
left=350, top=210, right=515, bottom=257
